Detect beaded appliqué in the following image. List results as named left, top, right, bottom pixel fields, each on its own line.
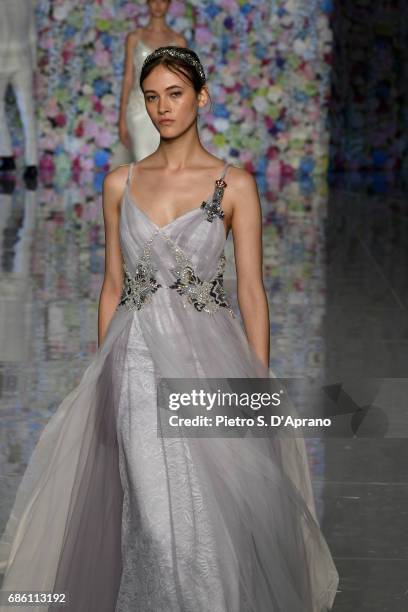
left=117, top=230, right=162, bottom=311
left=164, top=235, right=235, bottom=318
left=200, top=178, right=227, bottom=223
left=117, top=164, right=231, bottom=314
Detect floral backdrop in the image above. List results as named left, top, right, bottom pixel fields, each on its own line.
left=5, top=0, right=333, bottom=197
left=1, top=2, right=333, bottom=514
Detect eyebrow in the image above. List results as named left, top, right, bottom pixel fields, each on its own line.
left=143, top=85, right=183, bottom=94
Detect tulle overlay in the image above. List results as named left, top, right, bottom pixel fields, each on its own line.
left=0, top=162, right=339, bottom=611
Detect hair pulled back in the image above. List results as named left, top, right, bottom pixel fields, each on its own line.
left=139, top=46, right=212, bottom=107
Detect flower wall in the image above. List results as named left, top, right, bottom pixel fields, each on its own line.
left=7, top=0, right=333, bottom=194
left=192, top=0, right=333, bottom=196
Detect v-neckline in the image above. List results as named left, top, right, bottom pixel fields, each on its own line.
left=136, top=38, right=177, bottom=53
left=124, top=162, right=229, bottom=232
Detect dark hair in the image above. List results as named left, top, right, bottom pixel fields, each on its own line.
left=139, top=47, right=212, bottom=108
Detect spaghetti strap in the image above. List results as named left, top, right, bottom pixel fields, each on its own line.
left=219, top=161, right=229, bottom=182
left=126, top=162, right=134, bottom=186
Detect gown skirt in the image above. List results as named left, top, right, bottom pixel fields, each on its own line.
left=0, top=161, right=339, bottom=611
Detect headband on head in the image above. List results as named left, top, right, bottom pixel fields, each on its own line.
left=141, top=46, right=206, bottom=86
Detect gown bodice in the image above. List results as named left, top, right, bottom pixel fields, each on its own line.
left=126, top=39, right=180, bottom=157
left=130, top=39, right=178, bottom=97
left=117, top=161, right=235, bottom=318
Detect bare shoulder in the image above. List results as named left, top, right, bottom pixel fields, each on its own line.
left=226, top=164, right=258, bottom=195
left=103, top=164, right=130, bottom=205
left=174, top=33, right=188, bottom=47
left=223, top=165, right=260, bottom=222
left=125, top=29, right=140, bottom=47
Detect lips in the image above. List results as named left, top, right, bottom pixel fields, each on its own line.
left=159, top=120, right=174, bottom=125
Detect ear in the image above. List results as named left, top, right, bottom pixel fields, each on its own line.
left=197, top=86, right=210, bottom=109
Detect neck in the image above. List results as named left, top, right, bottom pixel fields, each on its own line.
left=155, top=123, right=208, bottom=171
left=146, top=16, right=168, bottom=32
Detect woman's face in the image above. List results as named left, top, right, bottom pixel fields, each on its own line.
left=142, top=65, right=208, bottom=139
left=147, top=0, right=170, bottom=18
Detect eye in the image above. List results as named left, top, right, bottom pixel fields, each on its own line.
left=146, top=95, right=156, bottom=102
left=171, top=91, right=181, bottom=97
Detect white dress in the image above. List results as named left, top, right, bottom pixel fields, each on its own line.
left=110, top=38, right=178, bottom=168
left=0, top=0, right=38, bottom=165
left=125, top=39, right=177, bottom=161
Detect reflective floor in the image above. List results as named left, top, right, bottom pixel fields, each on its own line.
left=322, top=180, right=408, bottom=611
left=0, top=169, right=407, bottom=610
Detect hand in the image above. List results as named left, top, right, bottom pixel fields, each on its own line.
left=119, top=123, right=132, bottom=150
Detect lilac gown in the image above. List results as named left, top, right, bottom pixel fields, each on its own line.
left=0, top=161, right=339, bottom=612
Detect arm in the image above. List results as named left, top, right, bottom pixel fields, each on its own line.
left=118, top=32, right=137, bottom=148
left=230, top=169, right=270, bottom=369
left=97, top=167, right=128, bottom=347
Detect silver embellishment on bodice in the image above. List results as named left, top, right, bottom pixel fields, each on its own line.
left=200, top=178, right=227, bottom=222
left=117, top=230, right=162, bottom=311
left=117, top=161, right=233, bottom=316
left=164, top=234, right=235, bottom=317
left=116, top=234, right=235, bottom=318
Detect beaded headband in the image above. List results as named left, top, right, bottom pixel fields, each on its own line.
left=142, top=46, right=206, bottom=85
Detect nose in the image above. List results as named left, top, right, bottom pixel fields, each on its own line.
left=158, top=98, right=170, bottom=115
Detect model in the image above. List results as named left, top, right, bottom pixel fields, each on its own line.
left=0, top=0, right=38, bottom=181
left=0, top=47, right=339, bottom=611
left=118, top=0, right=187, bottom=162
